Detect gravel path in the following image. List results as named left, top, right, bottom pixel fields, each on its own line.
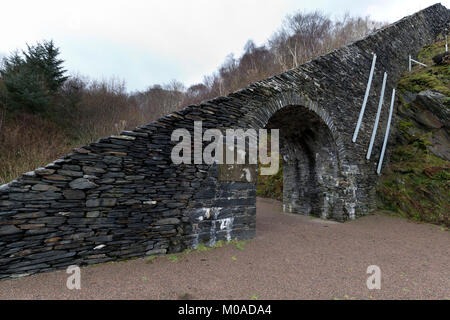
left=0, top=198, right=448, bottom=300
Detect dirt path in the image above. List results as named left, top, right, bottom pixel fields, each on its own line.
left=0, top=198, right=448, bottom=300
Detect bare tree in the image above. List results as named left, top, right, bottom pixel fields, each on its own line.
left=269, top=11, right=383, bottom=71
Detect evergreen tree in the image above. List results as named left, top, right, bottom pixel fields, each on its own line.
left=23, top=40, right=68, bottom=93
left=0, top=40, right=67, bottom=114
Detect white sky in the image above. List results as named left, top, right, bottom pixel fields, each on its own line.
left=1, top=0, right=448, bottom=92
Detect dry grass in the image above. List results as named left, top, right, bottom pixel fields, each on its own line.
left=0, top=79, right=180, bottom=185
left=72, top=80, right=148, bottom=141
left=0, top=114, right=74, bottom=184
left=0, top=12, right=385, bottom=185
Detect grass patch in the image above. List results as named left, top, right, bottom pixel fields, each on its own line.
left=232, top=239, right=246, bottom=250
left=377, top=145, right=449, bottom=226
left=167, top=255, right=179, bottom=262
left=398, top=66, right=450, bottom=96
left=145, top=256, right=158, bottom=264
left=143, top=239, right=252, bottom=264
left=195, top=243, right=210, bottom=252
left=398, top=38, right=449, bottom=96
left=398, top=120, right=414, bottom=133
left=417, top=38, right=448, bottom=65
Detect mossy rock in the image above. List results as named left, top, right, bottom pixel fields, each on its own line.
left=379, top=39, right=449, bottom=226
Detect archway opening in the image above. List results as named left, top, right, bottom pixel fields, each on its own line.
left=258, top=105, right=342, bottom=219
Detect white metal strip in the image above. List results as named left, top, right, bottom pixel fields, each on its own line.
left=377, top=88, right=395, bottom=175
left=352, top=53, right=377, bottom=143
left=366, top=72, right=387, bottom=160
left=410, top=58, right=427, bottom=67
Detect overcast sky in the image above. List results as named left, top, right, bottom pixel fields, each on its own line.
left=1, top=0, right=448, bottom=92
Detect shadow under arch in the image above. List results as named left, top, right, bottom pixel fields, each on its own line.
left=265, top=104, right=342, bottom=219
left=240, top=91, right=349, bottom=220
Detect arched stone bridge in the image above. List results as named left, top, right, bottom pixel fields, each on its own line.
left=0, top=4, right=448, bottom=278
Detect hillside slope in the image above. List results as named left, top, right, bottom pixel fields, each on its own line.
left=377, top=37, right=449, bottom=227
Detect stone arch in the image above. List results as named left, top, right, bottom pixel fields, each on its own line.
left=240, top=91, right=347, bottom=220
left=238, top=91, right=346, bottom=162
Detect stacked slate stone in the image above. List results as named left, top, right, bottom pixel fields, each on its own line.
left=0, top=99, right=258, bottom=278
left=0, top=3, right=448, bottom=279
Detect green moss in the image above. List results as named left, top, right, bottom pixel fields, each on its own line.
left=231, top=239, right=247, bottom=250
left=145, top=255, right=158, bottom=264
left=433, top=170, right=450, bottom=180
left=391, top=145, right=415, bottom=162
left=398, top=38, right=449, bottom=96
left=397, top=92, right=406, bottom=105
left=398, top=68, right=450, bottom=96
left=417, top=39, right=448, bottom=65
left=444, top=97, right=450, bottom=108
left=195, top=243, right=210, bottom=252
left=379, top=39, right=449, bottom=226
left=167, top=254, right=179, bottom=262
left=398, top=120, right=414, bottom=132
left=378, top=145, right=450, bottom=227
left=257, top=154, right=283, bottom=200
left=412, top=135, right=432, bottom=150
left=256, top=134, right=284, bottom=200
left=213, top=240, right=225, bottom=248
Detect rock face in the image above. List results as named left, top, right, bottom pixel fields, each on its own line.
left=415, top=110, right=444, bottom=129
left=0, top=4, right=449, bottom=279
left=429, top=129, right=450, bottom=161
left=399, top=89, right=450, bottom=161
left=432, top=51, right=450, bottom=65
left=415, top=90, right=449, bottom=127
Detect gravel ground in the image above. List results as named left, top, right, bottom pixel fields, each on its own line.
left=0, top=197, right=448, bottom=300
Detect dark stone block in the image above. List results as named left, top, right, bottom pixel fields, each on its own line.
left=0, top=225, right=22, bottom=236
left=63, top=190, right=86, bottom=200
